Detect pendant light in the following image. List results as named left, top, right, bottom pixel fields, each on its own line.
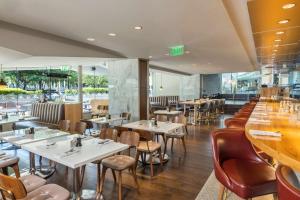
left=0, top=64, right=7, bottom=88
left=159, top=72, right=163, bottom=90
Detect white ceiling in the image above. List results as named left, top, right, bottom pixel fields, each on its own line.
left=0, top=46, right=31, bottom=65
left=0, top=0, right=256, bottom=74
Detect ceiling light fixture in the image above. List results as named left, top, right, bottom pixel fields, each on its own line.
left=274, top=44, right=280, bottom=47
left=86, top=38, right=95, bottom=41
left=165, top=53, right=169, bottom=56
left=134, top=26, right=143, bottom=30
left=148, top=56, right=153, bottom=59
left=282, top=3, right=295, bottom=9
left=278, top=19, right=289, bottom=24
left=276, top=31, right=285, bottom=35
left=185, top=51, right=190, bottom=54
left=274, top=39, right=282, bottom=42
left=108, top=33, right=117, bottom=37
left=273, top=49, right=278, bottom=52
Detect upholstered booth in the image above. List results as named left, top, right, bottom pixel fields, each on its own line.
left=17, top=102, right=64, bottom=129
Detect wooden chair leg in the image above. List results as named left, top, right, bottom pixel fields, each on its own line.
left=185, top=126, right=188, bottom=135
left=171, top=138, right=174, bottom=152
left=112, top=169, right=117, bottom=182
left=163, top=137, right=170, bottom=156
left=135, top=151, right=141, bottom=169
left=96, top=163, right=101, bottom=193
left=181, top=137, right=187, bottom=153
left=218, top=184, right=225, bottom=200
left=118, top=171, right=122, bottom=200
left=131, top=166, right=139, bottom=189
left=158, top=148, right=163, bottom=167
left=99, top=166, right=108, bottom=195
left=149, top=153, right=154, bottom=177
left=11, top=163, right=20, bottom=178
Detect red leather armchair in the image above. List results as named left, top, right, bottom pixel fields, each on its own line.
left=211, top=128, right=277, bottom=199
left=276, top=165, right=300, bottom=200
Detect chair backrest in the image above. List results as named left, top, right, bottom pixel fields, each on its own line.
left=276, top=165, right=300, bottom=200
left=156, top=115, right=168, bottom=122
left=120, top=112, right=131, bottom=121
left=173, top=115, right=187, bottom=126
left=134, top=129, right=153, bottom=141
left=116, top=126, right=129, bottom=136
left=58, top=120, right=71, bottom=132
left=119, top=131, right=140, bottom=148
left=74, top=122, right=87, bottom=134
left=0, top=173, right=27, bottom=199
left=80, top=119, right=93, bottom=129
left=99, top=128, right=118, bottom=142
left=224, top=118, right=247, bottom=129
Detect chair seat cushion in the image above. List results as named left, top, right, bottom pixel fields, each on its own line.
left=0, top=155, right=19, bottom=168
left=102, top=155, right=135, bottom=171
left=166, top=131, right=185, bottom=138
left=23, top=184, right=70, bottom=200
left=222, top=159, right=277, bottom=198
left=20, top=175, right=47, bottom=193
left=137, top=141, right=161, bottom=152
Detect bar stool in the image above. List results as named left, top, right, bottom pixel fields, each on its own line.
left=276, top=165, right=300, bottom=200
left=211, top=128, right=277, bottom=199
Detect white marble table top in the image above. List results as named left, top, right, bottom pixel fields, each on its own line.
left=0, top=116, right=39, bottom=126
left=179, top=99, right=208, bottom=105
left=122, top=120, right=183, bottom=133
left=0, top=128, right=69, bottom=146
left=154, top=110, right=182, bottom=115
left=22, top=135, right=129, bottom=169
left=89, top=116, right=124, bottom=124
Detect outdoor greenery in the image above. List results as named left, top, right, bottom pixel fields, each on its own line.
left=65, top=87, right=108, bottom=95
left=1, top=69, right=109, bottom=95
left=0, top=88, right=42, bottom=95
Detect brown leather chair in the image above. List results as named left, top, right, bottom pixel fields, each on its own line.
left=73, top=122, right=87, bottom=135
left=135, top=129, right=163, bottom=177
left=224, top=117, right=248, bottom=129
left=276, top=165, right=300, bottom=200
left=99, top=131, right=139, bottom=200
left=0, top=173, right=69, bottom=200
left=211, top=128, right=277, bottom=199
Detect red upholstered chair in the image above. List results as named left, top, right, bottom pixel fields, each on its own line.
left=276, top=165, right=300, bottom=200
left=211, top=128, right=277, bottom=199
left=224, top=118, right=248, bottom=129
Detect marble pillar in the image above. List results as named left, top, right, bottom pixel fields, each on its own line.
left=108, top=59, right=140, bottom=121
left=179, top=74, right=201, bottom=100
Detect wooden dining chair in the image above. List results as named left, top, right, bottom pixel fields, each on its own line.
left=58, top=120, right=71, bottom=132
left=120, top=112, right=131, bottom=125
left=80, top=119, right=94, bottom=134
left=73, top=121, right=87, bottom=135
left=164, top=116, right=187, bottom=155
left=135, top=129, right=163, bottom=177
left=99, top=131, right=140, bottom=200
left=0, top=173, right=70, bottom=200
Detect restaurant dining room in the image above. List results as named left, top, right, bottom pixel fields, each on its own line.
left=0, top=0, right=300, bottom=199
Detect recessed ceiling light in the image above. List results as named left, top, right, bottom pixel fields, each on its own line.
left=282, top=3, right=295, bottom=9
left=273, top=49, right=278, bottom=52
left=276, top=31, right=285, bottom=35
left=148, top=56, right=152, bottom=59
left=108, top=33, right=117, bottom=37
left=165, top=53, right=169, bottom=56
left=274, top=44, right=280, bottom=47
left=185, top=51, right=190, bottom=54
left=278, top=19, right=289, bottom=24
left=274, top=39, right=282, bottom=42
left=134, top=26, right=143, bottom=30
left=86, top=38, right=95, bottom=41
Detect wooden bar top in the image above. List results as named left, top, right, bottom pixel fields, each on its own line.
left=245, top=101, right=300, bottom=171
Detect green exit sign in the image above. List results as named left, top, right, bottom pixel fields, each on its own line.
left=169, top=45, right=185, bottom=57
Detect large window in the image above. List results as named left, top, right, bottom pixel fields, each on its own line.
left=221, top=71, right=260, bottom=94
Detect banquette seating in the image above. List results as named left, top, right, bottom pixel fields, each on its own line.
left=17, top=102, right=64, bottom=129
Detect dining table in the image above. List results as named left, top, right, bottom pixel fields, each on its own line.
left=245, top=101, right=300, bottom=172
left=122, top=120, right=184, bottom=163
left=22, top=134, right=129, bottom=200
left=179, top=99, right=208, bottom=124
